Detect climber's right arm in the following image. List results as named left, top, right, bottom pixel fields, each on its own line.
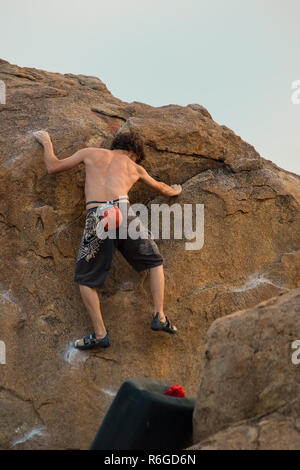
left=137, top=166, right=182, bottom=197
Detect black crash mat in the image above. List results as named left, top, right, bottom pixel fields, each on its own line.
left=90, top=378, right=196, bottom=450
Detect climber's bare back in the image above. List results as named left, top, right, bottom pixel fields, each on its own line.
left=33, top=130, right=182, bottom=199
left=83, top=148, right=140, bottom=207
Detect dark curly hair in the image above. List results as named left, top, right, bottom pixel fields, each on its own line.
left=110, top=131, right=145, bottom=162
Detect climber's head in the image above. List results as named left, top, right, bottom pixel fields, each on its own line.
left=110, top=130, right=145, bottom=163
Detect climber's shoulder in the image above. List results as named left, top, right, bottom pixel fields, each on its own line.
left=50, top=148, right=107, bottom=174
left=82, top=147, right=111, bottom=165
left=79, top=147, right=106, bottom=158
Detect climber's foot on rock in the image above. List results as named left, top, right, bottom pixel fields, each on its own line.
left=74, top=331, right=110, bottom=350
left=151, top=312, right=177, bottom=334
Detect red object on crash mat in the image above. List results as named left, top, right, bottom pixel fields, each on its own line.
left=164, top=385, right=186, bottom=397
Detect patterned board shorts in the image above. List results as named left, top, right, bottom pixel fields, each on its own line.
left=74, top=204, right=163, bottom=288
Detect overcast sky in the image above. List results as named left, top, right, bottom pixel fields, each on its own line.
left=1, top=0, right=299, bottom=174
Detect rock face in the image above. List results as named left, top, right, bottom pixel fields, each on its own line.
left=190, top=398, right=300, bottom=450
left=0, top=59, right=299, bottom=449
left=192, top=289, right=300, bottom=449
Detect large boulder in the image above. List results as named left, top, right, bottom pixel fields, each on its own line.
left=190, top=398, right=300, bottom=450
left=0, top=59, right=299, bottom=449
left=192, top=289, right=300, bottom=446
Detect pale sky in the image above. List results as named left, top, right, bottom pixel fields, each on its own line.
left=1, top=0, right=299, bottom=174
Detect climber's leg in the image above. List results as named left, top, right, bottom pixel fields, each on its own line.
left=73, top=206, right=114, bottom=348
left=149, top=265, right=177, bottom=334
left=116, top=212, right=176, bottom=333
left=78, top=284, right=107, bottom=339
left=149, top=265, right=166, bottom=322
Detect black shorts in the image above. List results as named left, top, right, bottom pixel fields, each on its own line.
left=74, top=204, right=163, bottom=288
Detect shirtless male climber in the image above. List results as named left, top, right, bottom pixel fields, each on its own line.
left=33, top=130, right=182, bottom=350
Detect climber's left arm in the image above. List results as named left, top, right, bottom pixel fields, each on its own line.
left=33, top=130, right=87, bottom=174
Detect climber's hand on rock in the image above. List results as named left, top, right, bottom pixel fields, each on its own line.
left=171, top=184, right=182, bottom=196
left=33, top=130, right=51, bottom=146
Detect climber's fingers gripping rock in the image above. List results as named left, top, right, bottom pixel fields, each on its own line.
left=33, top=130, right=51, bottom=146
left=170, top=184, right=182, bottom=196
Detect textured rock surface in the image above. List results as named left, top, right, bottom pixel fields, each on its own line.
left=192, top=289, right=300, bottom=447
left=189, top=398, right=300, bottom=450
left=0, top=59, right=299, bottom=449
